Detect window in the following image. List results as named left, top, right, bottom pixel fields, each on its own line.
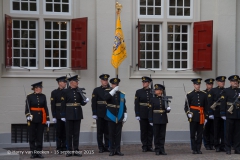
left=12, top=20, right=38, bottom=68
left=44, top=0, right=71, bottom=14
left=44, top=21, right=69, bottom=68
left=11, top=0, right=38, bottom=13
left=138, top=0, right=164, bottom=18
left=168, top=0, right=192, bottom=17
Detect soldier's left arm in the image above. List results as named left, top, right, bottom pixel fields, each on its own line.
left=124, top=98, right=127, bottom=113
left=43, top=94, right=50, bottom=121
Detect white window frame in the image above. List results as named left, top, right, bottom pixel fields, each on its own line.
left=138, top=0, right=164, bottom=18
left=10, top=0, right=39, bottom=14
left=167, top=0, right=193, bottom=19
left=43, top=0, right=72, bottom=15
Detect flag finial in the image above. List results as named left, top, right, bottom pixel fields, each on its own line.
left=116, top=2, right=122, bottom=14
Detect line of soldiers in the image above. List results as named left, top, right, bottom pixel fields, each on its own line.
left=185, top=75, right=240, bottom=155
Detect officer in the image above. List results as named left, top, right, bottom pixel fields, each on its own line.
left=184, top=78, right=208, bottom=154
left=25, top=81, right=50, bottom=159
left=104, top=78, right=127, bottom=156
left=208, top=76, right=226, bottom=152
left=50, top=76, right=67, bottom=154
left=134, top=76, right=154, bottom=152
left=203, top=78, right=215, bottom=150
left=91, top=74, right=110, bottom=153
left=60, top=75, right=89, bottom=157
left=220, top=75, right=240, bottom=155
left=149, top=84, right=171, bottom=155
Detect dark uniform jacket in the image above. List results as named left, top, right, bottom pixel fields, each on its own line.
left=208, top=86, right=225, bottom=117
left=220, top=87, right=240, bottom=119
left=60, top=87, right=86, bottom=120
left=204, top=89, right=211, bottom=119
left=135, top=88, right=153, bottom=119
left=25, top=93, right=50, bottom=123
left=91, top=85, right=110, bottom=118
left=104, top=90, right=127, bottom=122
left=51, top=88, right=65, bottom=119
left=184, top=90, right=208, bottom=122
left=149, top=96, right=169, bottom=124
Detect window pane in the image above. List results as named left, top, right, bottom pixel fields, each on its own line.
left=29, top=31, right=36, bottom=38
left=146, top=61, right=152, bottom=68
left=153, top=61, right=159, bottom=68
left=29, top=50, right=36, bottom=57
left=46, top=3, right=53, bottom=12
left=21, top=30, right=28, bottom=38
left=53, top=50, right=59, bottom=57
left=184, top=8, right=190, bottom=16
left=45, top=50, right=51, bottom=57
left=62, top=4, right=69, bottom=12
left=61, top=22, right=67, bottom=30
left=140, top=52, right=145, bottom=59
left=21, top=21, right=28, bottom=29
left=139, top=61, right=145, bottom=68
left=169, top=8, right=175, bottom=15
left=175, top=43, right=180, bottom=50
left=146, top=43, right=152, bottom=50
left=170, top=0, right=176, bottom=6
left=140, top=43, right=145, bottom=50
left=45, top=41, right=52, bottom=48
left=29, top=40, right=36, bottom=48
left=29, top=21, right=36, bottom=29
left=30, top=3, right=36, bottom=11
left=168, top=43, right=173, bottom=50
left=62, top=0, right=69, bottom=2
left=146, top=34, right=152, bottom=41
left=155, top=8, right=161, bottom=15
left=13, top=21, right=20, bottom=28
left=168, top=52, right=173, bottom=59
left=22, top=49, right=28, bottom=57
left=168, top=34, right=173, bottom=41
left=146, top=52, right=152, bottom=59
left=177, top=8, right=183, bottom=16
left=53, top=59, right=59, bottom=67
left=155, top=0, right=161, bottom=6
left=21, top=2, right=28, bottom=11
left=175, top=25, right=180, bottom=33
left=53, top=41, right=59, bottom=48
left=182, top=34, right=187, bottom=41
left=182, top=61, right=187, bottom=68
left=154, top=25, right=159, bottom=32
left=184, top=0, right=190, bottom=6
left=140, top=34, right=145, bottom=41
left=175, top=52, right=180, bottom=59
left=168, top=25, right=173, bottom=32
left=45, top=22, right=52, bottom=29
left=13, top=59, right=20, bottom=67
left=177, top=0, right=183, bottom=6
left=61, top=59, right=67, bottom=67
left=140, top=0, right=146, bottom=5
left=140, top=7, right=146, bottom=15
left=45, top=59, right=51, bottom=67
left=61, top=50, right=67, bottom=58
left=14, top=40, right=20, bottom=47
left=168, top=61, right=173, bottom=68
left=53, top=22, right=59, bottom=30
left=54, top=4, right=61, bottom=12
left=175, top=61, right=180, bottom=68
left=30, top=59, right=36, bottom=67
left=22, top=40, right=28, bottom=48
left=182, top=25, right=188, bottom=33
left=182, top=43, right=187, bottom=50
left=148, top=0, right=153, bottom=6
left=13, top=2, right=20, bottom=10
left=147, top=7, right=153, bottom=15
left=61, top=41, right=67, bottom=48
left=53, top=31, right=59, bottom=39
left=175, top=34, right=180, bottom=41
left=153, top=34, right=159, bottom=41
left=45, top=31, right=52, bottom=39
left=140, top=24, right=145, bottom=32
left=153, top=43, right=159, bottom=50
left=14, top=49, right=20, bottom=57
left=22, top=59, right=28, bottom=67
left=61, top=32, right=67, bottom=39
left=13, top=30, right=20, bottom=38
left=146, top=25, right=152, bottom=32
left=182, top=52, right=187, bottom=59
left=154, top=52, right=159, bottom=59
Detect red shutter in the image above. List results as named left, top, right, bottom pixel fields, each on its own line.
left=71, top=17, right=88, bottom=70
left=193, top=20, right=213, bottom=71
left=5, top=14, right=12, bottom=68
left=137, top=19, right=140, bottom=69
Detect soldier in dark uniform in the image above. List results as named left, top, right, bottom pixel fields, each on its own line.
left=208, top=76, right=226, bottom=152
left=91, top=74, right=110, bottom=153
left=220, top=75, right=240, bottom=155
left=25, top=81, right=50, bottom=159
left=149, top=84, right=171, bottom=155
left=134, top=76, right=154, bottom=152
left=104, top=78, right=127, bottom=156
left=184, top=78, right=208, bottom=154
left=60, top=75, right=89, bottom=157
left=50, top=76, right=67, bottom=154
left=203, top=78, right=215, bottom=150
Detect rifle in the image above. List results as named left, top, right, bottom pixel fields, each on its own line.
left=162, top=81, right=173, bottom=110
left=150, top=74, right=155, bottom=98
left=210, top=89, right=224, bottom=110
left=23, top=85, right=32, bottom=126
left=183, top=84, right=193, bottom=122
left=227, top=93, right=240, bottom=114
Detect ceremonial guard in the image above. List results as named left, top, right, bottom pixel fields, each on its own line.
left=220, top=75, right=240, bottom=154
left=50, top=76, right=67, bottom=154
left=104, top=78, right=127, bottom=156
left=60, top=75, right=89, bottom=157
left=134, top=76, right=154, bottom=152
left=91, top=74, right=110, bottom=153
left=184, top=78, right=208, bottom=154
left=203, top=78, right=215, bottom=150
left=208, top=76, right=226, bottom=152
left=25, top=82, right=50, bottom=159
left=149, top=84, right=171, bottom=155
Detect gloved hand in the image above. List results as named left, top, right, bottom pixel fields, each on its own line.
left=136, top=116, right=140, bottom=121
left=167, top=106, right=171, bottom=111
left=204, top=119, right=208, bottom=126
left=149, top=123, right=153, bottom=126
left=109, top=86, right=119, bottom=96
left=26, top=116, right=32, bottom=121
left=209, top=115, right=214, bottom=119
left=84, top=98, right=89, bottom=103
left=221, top=116, right=226, bottom=120
left=114, top=86, right=119, bottom=91
left=187, top=114, right=192, bottom=118
left=46, top=121, right=50, bottom=127
left=52, top=118, right=57, bottom=123
left=92, top=115, right=98, bottom=119
left=123, top=113, right=127, bottom=123
left=61, top=118, right=66, bottom=122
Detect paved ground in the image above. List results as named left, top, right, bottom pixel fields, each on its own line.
left=5, top=143, right=240, bottom=160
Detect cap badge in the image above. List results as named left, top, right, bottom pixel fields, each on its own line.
left=234, top=75, right=237, bottom=79
left=104, top=75, right=108, bottom=79
left=197, top=79, right=201, bottom=83
left=155, top=84, right=158, bottom=89
left=114, top=78, right=118, bottom=83
left=142, top=77, right=145, bottom=81
left=210, top=79, right=212, bottom=83
left=222, top=76, right=225, bottom=80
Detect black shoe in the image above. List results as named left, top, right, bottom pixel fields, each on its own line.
left=155, top=152, right=160, bottom=155
left=192, top=151, right=197, bottom=154
left=115, top=151, right=124, bottom=156
left=30, top=154, right=36, bottom=159
left=234, top=150, right=240, bottom=154
left=209, top=146, right=214, bottom=150
left=142, top=148, right=147, bottom=152
left=104, top=147, right=110, bottom=152
left=197, top=151, right=202, bottom=154
left=99, top=148, right=104, bottom=153
left=66, top=153, right=72, bottom=157
left=160, top=151, right=167, bottom=155
left=109, top=151, right=115, bottom=156
left=216, top=148, right=221, bottom=152
left=74, top=150, right=82, bottom=157
left=205, top=146, right=211, bottom=150
left=147, top=148, right=154, bottom=152
left=226, top=151, right=231, bottom=155
left=37, top=154, right=44, bottom=158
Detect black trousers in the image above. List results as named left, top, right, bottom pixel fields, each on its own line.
left=56, top=119, right=66, bottom=150
left=214, top=117, right=225, bottom=149
left=65, top=120, right=81, bottom=151
left=203, top=119, right=214, bottom=147
left=153, top=124, right=166, bottom=152
left=225, top=119, right=240, bottom=152
left=28, top=122, right=45, bottom=152
left=139, top=118, right=153, bottom=149
left=108, top=121, right=122, bottom=152
left=96, top=117, right=109, bottom=149
left=190, top=121, right=203, bottom=151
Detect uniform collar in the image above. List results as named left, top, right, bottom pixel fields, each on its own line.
left=34, top=92, right=41, bottom=94
left=143, top=87, right=150, bottom=90
left=194, top=89, right=200, bottom=92
left=101, top=85, right=108, bottom=88
left=218, top=86, right=224, bottom=89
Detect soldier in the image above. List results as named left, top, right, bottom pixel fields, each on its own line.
left=60, top=75, right=89, bottom=157
left=149, top=84, right=171, bottom=155
left=184, top=78, right=208, bottom=154
left=134, top=76, right=154, bottom=152
left=220, top=75, right=240, bottom=155
left=91, top=74, right=110, bottom=153
left=104, top=78, right=127, bottom=156
left=25, top=81, right=50, bottom=159
left=203, top=78, right=215, bottom=150
left=208, top=76, right=226, bottom=152
left=50, top=76, right=67, bottom=154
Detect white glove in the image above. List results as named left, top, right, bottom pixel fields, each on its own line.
left=61, top=118, right=66, bottom=122
left=209, top=115, right=214, bottom=119
left=204, top=119, right=208, bottom=126
left=114, top=86, right=119, bottom=91
left=109, top=86, right=119, bottom=96
left=136, top=116, right=140, bottom=121
left=188, top=114, right=192, bottom=118
left=149, top=123, right=153, bottom=126
left=84, top=98, right=89, bottom=103
left=167, top=107, right=171, bottom=111
left=92, top=115, right=98, bottom=119
left=46, top=121, right=50, bottom=127
left=26, top=116, right=32, bottom=121
left=52, top=118, right=57, bottom=123
left=122, top=113, right=127, bottom=123
left=221, top=116, right=226, bottom=120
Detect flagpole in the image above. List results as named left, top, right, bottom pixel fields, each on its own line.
left=115, top=2, right=121, bottom=80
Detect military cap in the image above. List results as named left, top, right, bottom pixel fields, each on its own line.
left=67, top=75, right=79, bottom=81
left=56, top=76, right=67, bottom=82
left=110, top=78, right=120, bottom=84
left=204, top=78, right=215, bottom=84
left=99, top=74, right=110, bottom=80
left=142, top=76, right=152, bottom=82
left=191, top=78, right=202, bottom=84
left=31, top=81, right=43, bottom=88
left=228, top=75, right=239, bottom=81
left=215, top=76, right=226, bottom=82
left=154, top=84, right=165, bottom=90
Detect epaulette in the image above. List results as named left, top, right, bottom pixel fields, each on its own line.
left=187, top=91, right=192, bottom=94
left=28, top=93, right=33, bottom=95
left=119, top=91, right=125, bottom=94
left=201, top=90, right=207, bottom=94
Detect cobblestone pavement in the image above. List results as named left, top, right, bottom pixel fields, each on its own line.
left=6, top=143, right=240, bottom=160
